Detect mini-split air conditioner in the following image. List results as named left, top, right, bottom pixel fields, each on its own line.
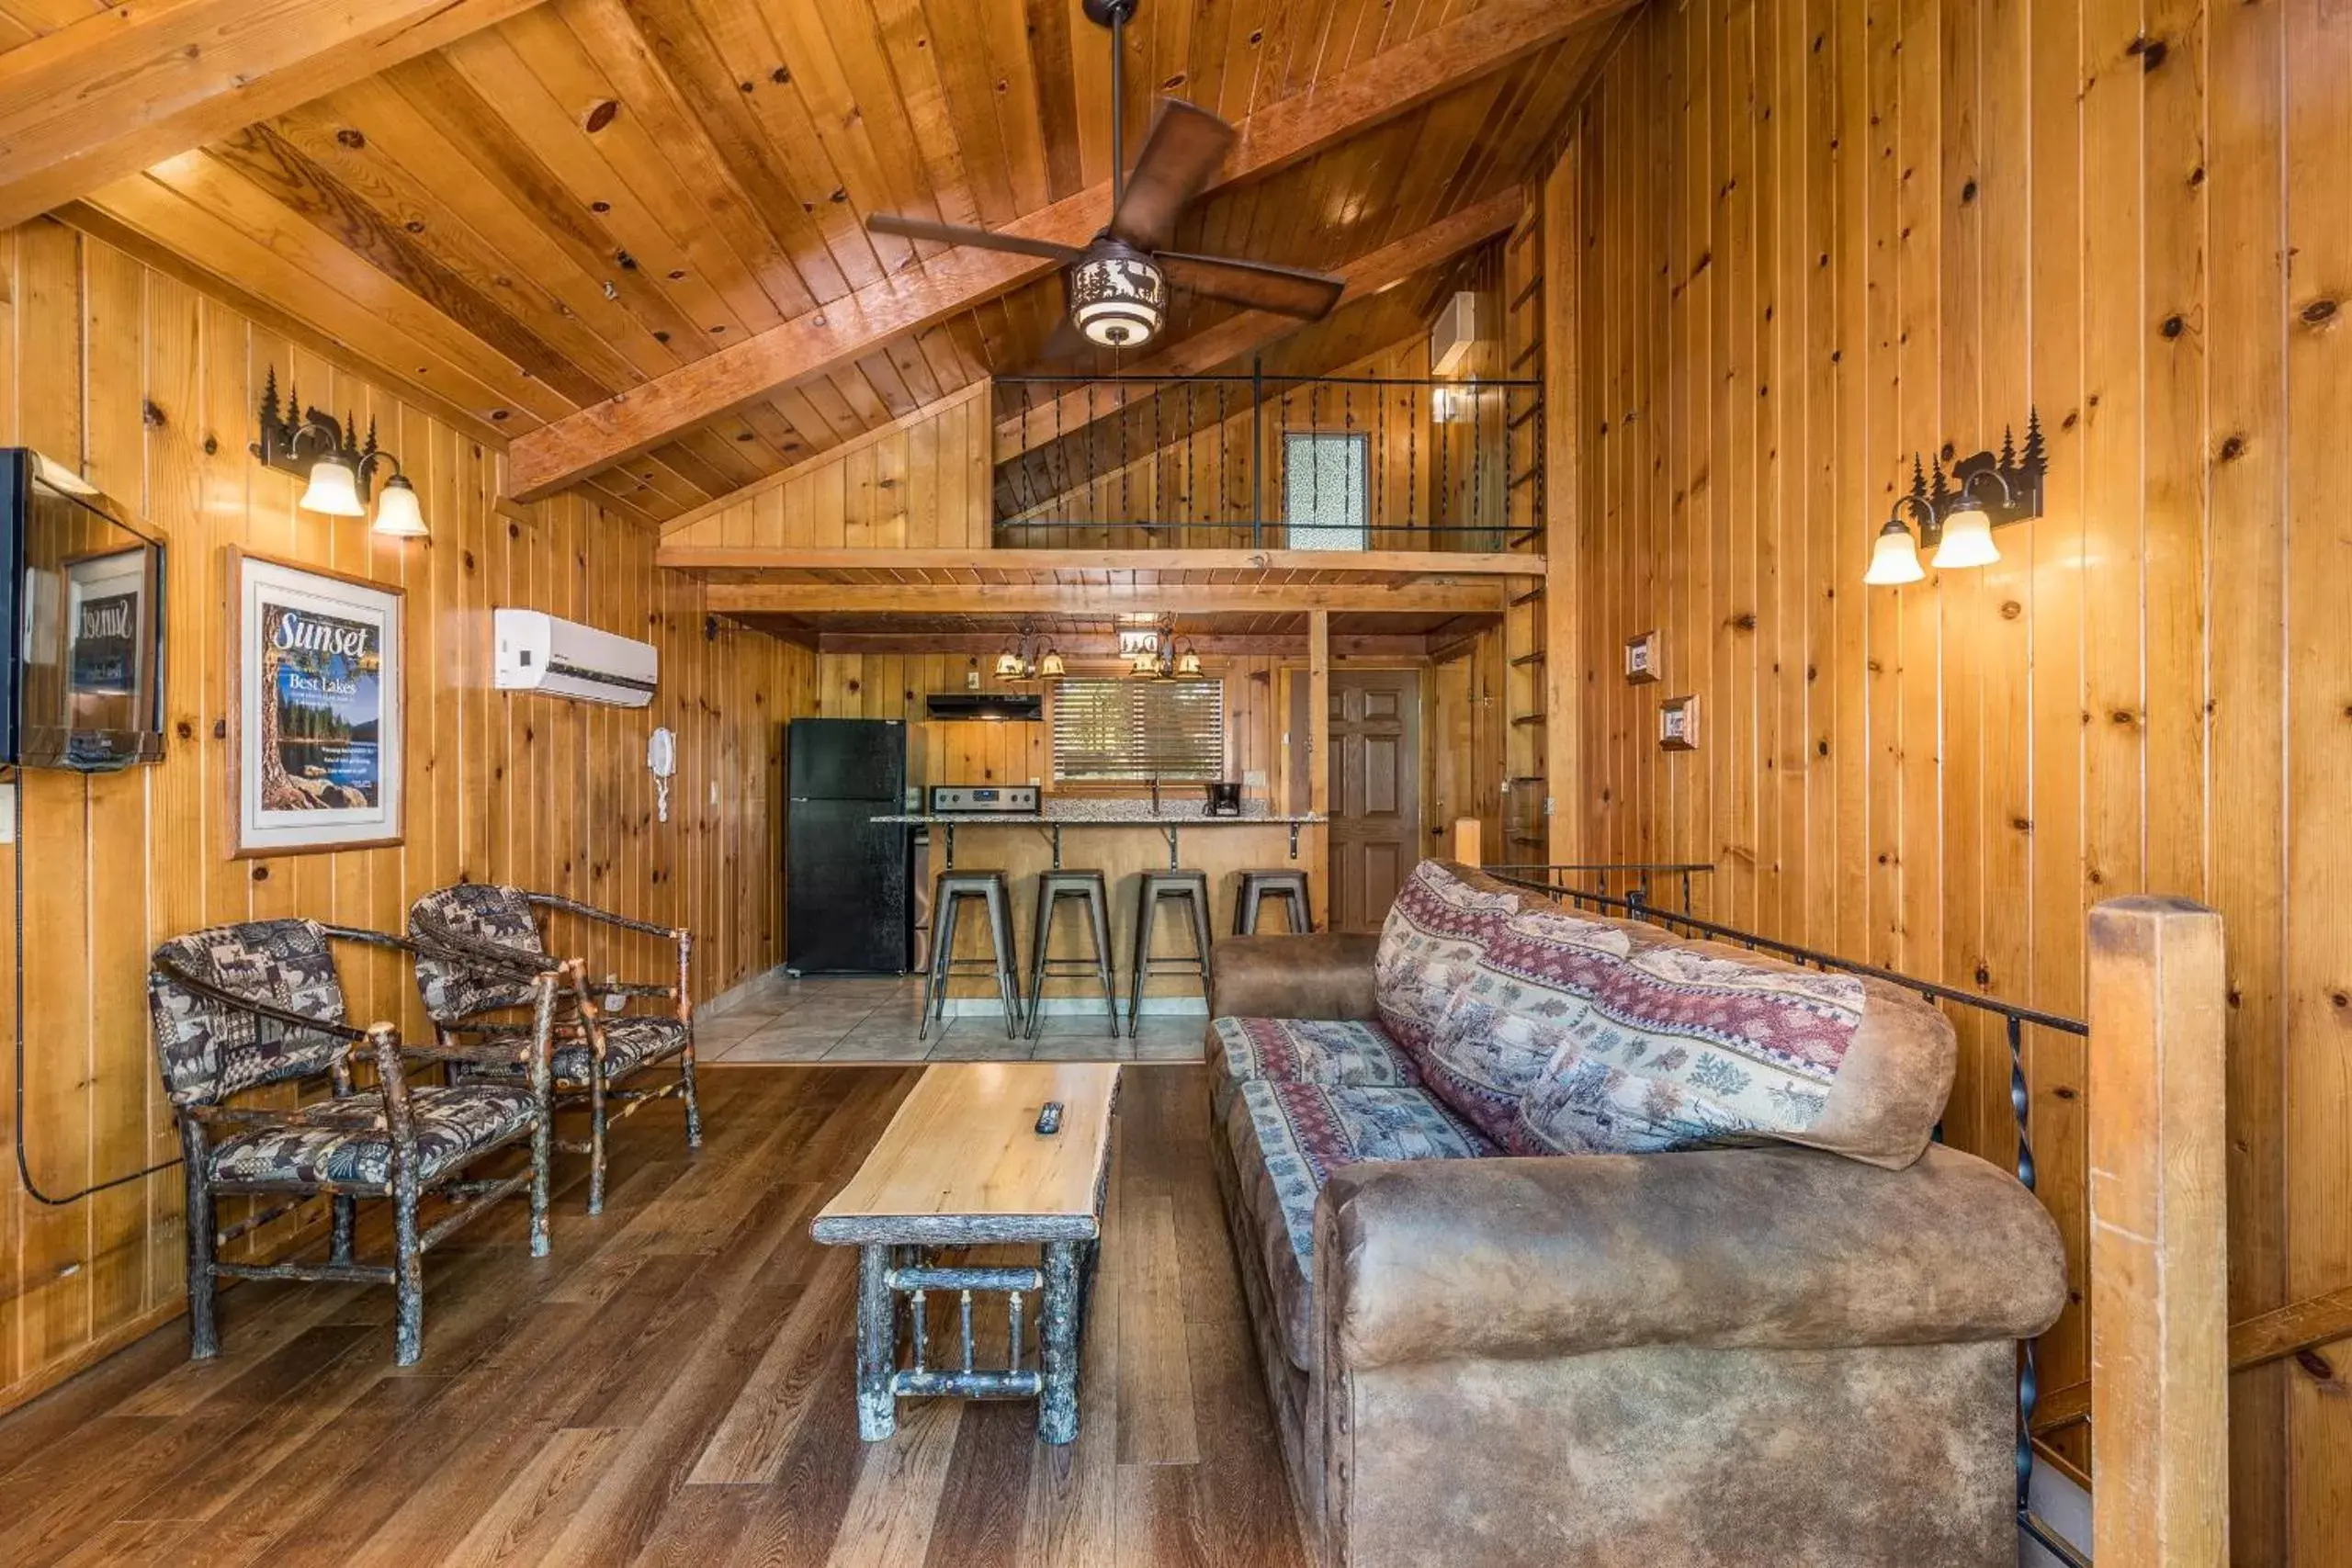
left=1428, top=290, right=1480, bottom=377
left=492, top=608, right=659, bottom=708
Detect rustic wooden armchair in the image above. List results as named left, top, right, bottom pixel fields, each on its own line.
left=146, top=918, right=563, bottom=1366
left=407, top=884, right=699, bottom=1215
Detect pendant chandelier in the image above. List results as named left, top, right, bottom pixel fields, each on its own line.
left=1125, top=615, right=1201, bottom=680
left=992, top=623, right=1065, bottom=682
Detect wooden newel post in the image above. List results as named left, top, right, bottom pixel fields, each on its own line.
left=2086, top=896, right=2228, bottom=1568
left=1452, top=817, right=1481, bottom=867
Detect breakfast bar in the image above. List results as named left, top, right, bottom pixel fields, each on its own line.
left=871, top=796, right=1328, bottom=872
left=872, top=795, right=1329, bottom=1032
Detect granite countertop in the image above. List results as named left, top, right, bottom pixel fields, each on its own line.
left=871, top=800, right=1325, bottom=827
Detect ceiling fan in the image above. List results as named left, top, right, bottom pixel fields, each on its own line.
left=864, top=0, right=1346, bottom=357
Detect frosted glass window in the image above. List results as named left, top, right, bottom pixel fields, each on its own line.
left=1283, top=433, right=1370, bottom=550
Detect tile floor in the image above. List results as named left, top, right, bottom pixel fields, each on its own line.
left=693, top=969, right=1205, bottom=1064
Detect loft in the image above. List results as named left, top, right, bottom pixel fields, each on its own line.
left=0, top=3, right=2326, bottom=1566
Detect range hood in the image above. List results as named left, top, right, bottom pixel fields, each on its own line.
left=925, top=692, right=1043, bottom=722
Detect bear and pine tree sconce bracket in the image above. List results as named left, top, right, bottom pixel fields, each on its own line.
left=1864, top=410, right=2047, bottom=585
left=251, top=367, right=428, bottom=538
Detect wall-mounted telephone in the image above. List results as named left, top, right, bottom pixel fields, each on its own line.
left=648, top=726, right=676, bottom=823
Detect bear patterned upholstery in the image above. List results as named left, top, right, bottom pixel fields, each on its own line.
left=549, top=1013, right=689, bottom=1087
left=150, top=918, right=558, bottom=1367
left=1222, top=1080, right=1493, bottom=1370
left=409, top=884, right=548, bottom=1022
left=148, top=919, right=352, bottom=1108
left=1369, top=861, right=1520, bottom=1056
left=207, top=1083, right=542, bottom=1188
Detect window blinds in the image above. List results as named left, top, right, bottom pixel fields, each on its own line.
left=1051, top=678, right=1226, bottom=782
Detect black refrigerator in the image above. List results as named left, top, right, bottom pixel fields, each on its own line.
left=786, top=718, right=911, bottom=974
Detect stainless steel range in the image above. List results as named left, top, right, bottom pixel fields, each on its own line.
left=927, top=784, right=1039, bottom=815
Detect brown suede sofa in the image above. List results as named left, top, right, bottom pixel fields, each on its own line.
left=1204, top=862, right=2067, bottom=1568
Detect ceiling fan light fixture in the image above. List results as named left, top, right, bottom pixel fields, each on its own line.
left=1069, top=245, right=1168, bottom=349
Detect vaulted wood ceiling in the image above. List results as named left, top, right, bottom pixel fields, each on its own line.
left=15, top=0, right=1626, bottom=525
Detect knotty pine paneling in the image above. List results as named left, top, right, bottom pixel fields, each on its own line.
left=813, top=651, right=1292, bottom=801
left=0, top=218, right=808, bottom=1415
left=1553, top=1, right=2338, bottom=1556
left=660, top=384, right=994, bottom=553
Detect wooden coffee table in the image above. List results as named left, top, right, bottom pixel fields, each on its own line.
left=811, top=1062, right=1120, bottom=1444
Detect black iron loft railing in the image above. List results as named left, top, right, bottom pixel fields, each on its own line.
left=1484, top=863, right=2094, bottom=1568
left=990, top=367, right=1544, bottom=552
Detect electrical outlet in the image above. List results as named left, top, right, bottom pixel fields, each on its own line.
left=1544, top=796, right=1556, bottom=817
left=1243, top=769, right=1267, bottom=789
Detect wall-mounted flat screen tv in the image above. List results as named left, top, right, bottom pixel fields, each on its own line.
left=0, top=449, right=167, bottom=773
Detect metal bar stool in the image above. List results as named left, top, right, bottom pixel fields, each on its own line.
left=1234, top=869, right=1314, bottom=935
left=1127, top=869, right=1212, bottom=1039
left=922, top=871, right=1023, bottom=1040
left=1025, top=870, right=1118, bottom=1039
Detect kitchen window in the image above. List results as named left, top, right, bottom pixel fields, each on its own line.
left=1051, top=678, right=1226, bottom=783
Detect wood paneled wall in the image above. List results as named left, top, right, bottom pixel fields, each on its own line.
left=1427, top=626, right=1508, bottom=863
left=811, top=650, right=1292, bottom=799
left=0, top=219, right=808, bottom=1415
left=998, top=330, right=1530, bottom=551
left=1554, top=0, right=2342, bottom=1555
left=660, top=384, right=993, bottom=553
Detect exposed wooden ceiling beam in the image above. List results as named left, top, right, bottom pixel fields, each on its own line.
left=804, top=630, right=1444, bottom=660
left=657, top=547, right=1539, bottom=576
left=0, top=0, right=548, bottom=231
left=994, top=190, right=1524, bottom=460
left=707, top=581, right=1510, bottom=616
left=507, top=0, right=1636, bottom=502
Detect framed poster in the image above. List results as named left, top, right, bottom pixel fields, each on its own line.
left=60, top=545, right=162, bottom=768
left=227, top=548, right=404, bottom=857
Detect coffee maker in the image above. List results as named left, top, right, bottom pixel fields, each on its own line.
left=1205, top=780, right=1243, bottom=816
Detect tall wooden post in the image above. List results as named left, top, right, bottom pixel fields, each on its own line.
left=1307, top=612, right=1331, bottom=818
left=1308, top=610, right=1331, bottom=921
left=1541, top=133, right=1582, bottom=867
left=1452, top=817, right=1482, bottom=867
left=2087, top=896, right=2228, bottom=1568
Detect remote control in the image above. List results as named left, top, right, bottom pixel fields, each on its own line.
left=1035, top=1101, right=1064, bottom=1136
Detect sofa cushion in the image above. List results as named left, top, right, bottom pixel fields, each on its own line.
left=207, top=1083, right=539, bottom=1189
left=1211, top=1016, right=1422, bottom=1089
left=1507, top=936, right=1878, bottom=1158
left=1417, top=906, right=1633, bottom=1145
left=1224, top=1080, right=1494, bottom=1370
left=1372, top=861, right=1521, bottom=1058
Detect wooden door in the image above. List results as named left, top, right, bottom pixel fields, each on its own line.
left=1325, top=670, right=1421, bottom=931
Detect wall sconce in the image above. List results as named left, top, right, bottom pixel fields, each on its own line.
left=1864, top=412, right=2045, bottom=586
left=252, top=367, right=429, bottom=538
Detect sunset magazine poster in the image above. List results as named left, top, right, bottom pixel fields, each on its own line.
left=228, top=549, right=404, bottom=856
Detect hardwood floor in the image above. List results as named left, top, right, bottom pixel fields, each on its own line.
left=0, top=1066, right=1307, bottom=1568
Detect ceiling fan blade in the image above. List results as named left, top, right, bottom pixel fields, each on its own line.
left=1156, top=252, right=1348, bottom=320
left=1017, top=315, right=1098, bottom=376
left=867, top=213, right=1085, bottom=263
left=1108, top=99, right=1236, bottom=252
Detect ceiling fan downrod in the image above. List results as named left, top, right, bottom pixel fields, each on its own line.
left=1084, top=0, right=1142, bottom=210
